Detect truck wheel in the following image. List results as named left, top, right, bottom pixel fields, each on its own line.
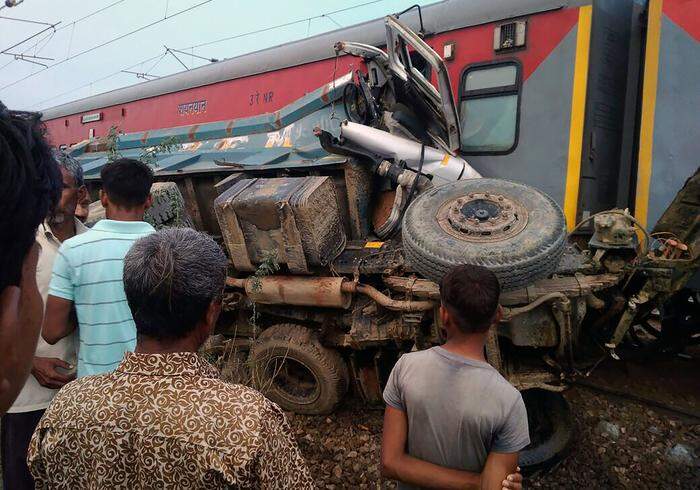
left=519, top=389, right=573, bottom=472
left=85, top=181, right=193, bottom=229
left=249, top=324, right=349, bottom=414
left=402, top=178, right=566, bottom=290
left=221, top=348, right=251, bottom=385
left=145, top=182, right=194, bottom=229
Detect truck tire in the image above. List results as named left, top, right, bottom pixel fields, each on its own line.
left=85, top=181, right=193, bottom=229
left=144, top=182, right=194, bottom=229
left=249, top=324, right=349, bottom=414
left=519, top=389, right=574, bottom=473
left=402, top=178, right=566, bottom=290
left=221, top=348, right=251, bottom=385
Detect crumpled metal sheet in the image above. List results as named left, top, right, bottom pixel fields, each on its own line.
left=72, top=73, right=354, bottom=179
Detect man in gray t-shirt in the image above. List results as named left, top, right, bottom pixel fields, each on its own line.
left=381, top=265, right=529, bottom=490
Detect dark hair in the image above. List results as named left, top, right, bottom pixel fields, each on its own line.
left=0, top=102, right=61, bottom=291
left=52, top=149, right=84, bottom=187
left=123, top=228, right=228, bottom=341
left=439, top=264, right=501, bottom=334
left=100, top=158, right=153, bottom=207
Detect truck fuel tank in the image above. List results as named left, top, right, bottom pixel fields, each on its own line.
left=214, top=176, right=346, bottom=274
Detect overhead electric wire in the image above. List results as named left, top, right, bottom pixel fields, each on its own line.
left=322, top=14, right=343, bottom=29
left=120, top=69, right=158, bottom=80
left=167, top=46, right=218, bottom=63
left=58, top=0, right=129, bottom=29
left=0, top=28, right=52, bottom=70
left=164, top=46, right=190, bottom=71
left=6, top=53, right=52, bottom=61
left=1, top=33, right=55, bottom=70
left=1, top=23, right=60, bottom=55
left=33, top=29, right=55, bottom=56
left=0, top=15, right=54, bottom=26
left=9, top=54, right=47, bottom=67
left=0, top=0, right=216, bottom=92
left=145, top=51, right=169, bottom=76
left=0, top=0, right=128, bottom=71
left=32, top=52, right=166, bottom=108
left=184, top=0, right=386, bottom=51
left=30, top=0, right=392, bottom=109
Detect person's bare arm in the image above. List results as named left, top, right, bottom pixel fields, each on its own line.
left=381, top=407, right=523, bottom=490
left=480, top=452, right=519, bottom=490
left=42, top=295, right=75, bottom=345
left=0, top=244, right=43, bottom=415
left=381, top=406, right=480, bottom=489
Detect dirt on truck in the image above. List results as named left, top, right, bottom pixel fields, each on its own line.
left=58, top=2, right=700, bottom=471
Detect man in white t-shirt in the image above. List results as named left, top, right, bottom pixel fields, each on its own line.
left=1, top=152, right=87, bottom=490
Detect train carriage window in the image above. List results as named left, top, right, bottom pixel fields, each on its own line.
left=459, top=61, right=521, bottom=154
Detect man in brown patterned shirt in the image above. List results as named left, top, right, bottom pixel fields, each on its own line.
left=28, top=228, right=314, bottom=489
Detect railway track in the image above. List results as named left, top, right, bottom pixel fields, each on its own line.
left=572, top=379, right=700, bottom=421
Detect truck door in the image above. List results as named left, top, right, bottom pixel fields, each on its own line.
left=384, top=16, right=461, bottom=154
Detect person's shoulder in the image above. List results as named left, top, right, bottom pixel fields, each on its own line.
left=387, top=349, right=439, bottom=378
left=41, top=374, right=112, bottom=421
left=205, top=378, right=274, bottom=409
left=59, top=227, right=100, bottom=252
left=74, top=217, right=89, bottom=235
left=54, top=373, right=110, bottom=397
left=200, top=379, right=285, bottom=426
left=397, top=348, right=435, bottom=364
left=488, top=369, right=523, bottom=405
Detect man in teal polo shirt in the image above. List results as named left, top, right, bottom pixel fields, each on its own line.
left=43, top=158, right=155, bottom=377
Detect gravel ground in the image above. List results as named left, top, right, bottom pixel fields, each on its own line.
left=3, top=355, right=697, bottom=489
left=528, top=387, right=699, bottom=488
left=287, top=356, right=700, bottom=489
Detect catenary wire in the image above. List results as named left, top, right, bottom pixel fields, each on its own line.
left=0, top=0, right=130, bottom=71
left=30, top=0, right=393, bottom=109
left=184, top=0, right=386, bottom=50
left=32, top=53, right=166, bottom=108
left=0, top=0, right=217, bottom=93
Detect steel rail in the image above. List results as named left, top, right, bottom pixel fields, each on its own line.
left=572, top=379, right=700, bottom=421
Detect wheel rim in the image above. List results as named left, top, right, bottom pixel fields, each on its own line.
left=263, top=356, right=321, bottom=407
left=436, top=191, right=529, bottom=242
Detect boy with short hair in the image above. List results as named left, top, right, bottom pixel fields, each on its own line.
left=43, top=158, right=155, bottom=377
left=381, top=264, right=529, bottom=490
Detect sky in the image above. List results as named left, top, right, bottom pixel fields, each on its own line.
left=0, top=0, right=439, bottom=111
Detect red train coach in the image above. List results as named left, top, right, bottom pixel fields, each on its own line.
left=42, top=0, right=640, bottom=229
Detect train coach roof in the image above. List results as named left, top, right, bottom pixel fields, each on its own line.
left=41, top=0, right=585, bottom=120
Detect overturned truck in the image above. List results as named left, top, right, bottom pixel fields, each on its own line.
left=64, top=10, right=699, bottom=469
